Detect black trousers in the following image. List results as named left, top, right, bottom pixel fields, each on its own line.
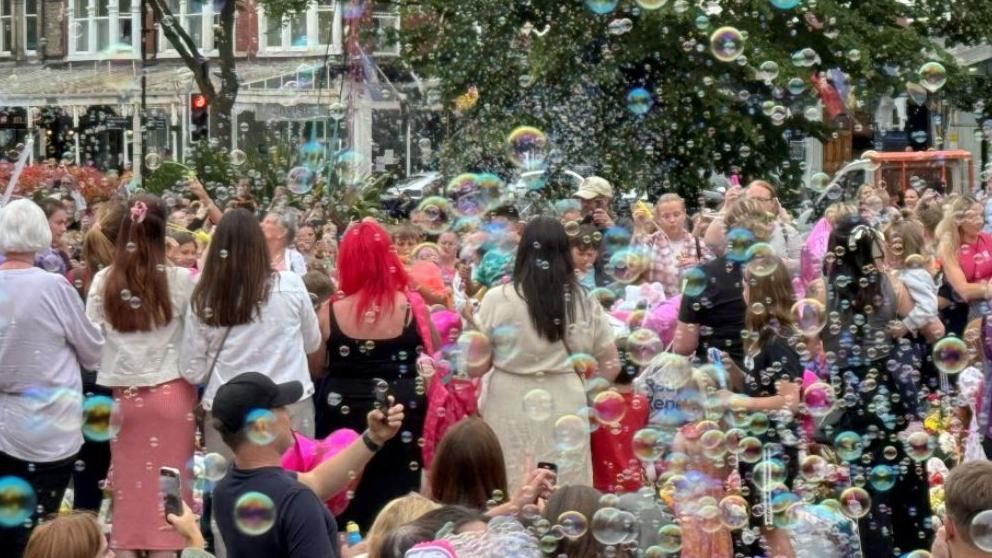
left=0, top=451, right=77, bottom=558
left=72, top=378, right=112, bottom=511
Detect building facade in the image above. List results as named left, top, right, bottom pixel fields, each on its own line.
left=0, top=0, right=430, bottom=179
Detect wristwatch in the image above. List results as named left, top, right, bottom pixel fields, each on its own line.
left=361, top=430, right=382, bottom=453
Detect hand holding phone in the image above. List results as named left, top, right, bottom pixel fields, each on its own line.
left=159, top=467, right=182, bottom=520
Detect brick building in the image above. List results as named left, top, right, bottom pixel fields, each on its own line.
left=0, top=1, right=428, bottom=179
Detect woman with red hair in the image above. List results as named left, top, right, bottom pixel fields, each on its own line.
left=310, top=218, right=437, bottom=530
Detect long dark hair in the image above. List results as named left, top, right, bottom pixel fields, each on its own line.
left=429, top=418, right=508, bottom=510
left=513, top=216, right=579, bottom=343
left=541, top=485, right=603, bottom=558
left=192, top=209, right=272, bottom=327
left=825, top=215, right=885, bottom=313
left=102, top=195, right=172, bottom=332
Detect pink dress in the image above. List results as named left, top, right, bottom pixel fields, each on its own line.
left=959, top=232, right=992, bottom=283
left=108, top=379, right=197, bottom=551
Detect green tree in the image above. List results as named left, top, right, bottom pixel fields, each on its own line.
left=398, top=0, right=992, bottom=203
left=148, top=0, right=313, bottom=147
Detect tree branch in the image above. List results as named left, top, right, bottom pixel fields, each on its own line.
left=148, top=0, right=217, bottom=99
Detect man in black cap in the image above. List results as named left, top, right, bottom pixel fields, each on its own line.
left=210, top=372, right=404, bottom=558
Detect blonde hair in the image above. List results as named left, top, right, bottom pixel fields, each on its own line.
left=656, top=193, right=686, bottom=207
left=824, top=202, right=857, bottom=226
left=936, top=195, right=979, bottom=265
left=883, top=219, right=927, bottom=268
left=725, top=198, right=774, bottom=242
left=367, top=492, right=440, bottom=557
left=24, top=512, right=103, bottom=558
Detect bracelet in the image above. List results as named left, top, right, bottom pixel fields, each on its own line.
left=361, top=430, right=382, bottom=453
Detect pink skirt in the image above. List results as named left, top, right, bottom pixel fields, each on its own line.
left=108, top=379, right=197, bottom=551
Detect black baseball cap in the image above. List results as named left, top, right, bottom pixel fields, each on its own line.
left=212, top=372, right=303, bottom=432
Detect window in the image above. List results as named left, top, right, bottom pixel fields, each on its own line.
left=0, top=0, right=12, bottom=54
left=317, top=0, right=334, bottom=46
left=69, top=0, right=138, bottom=56
left=158, top=0, right=215, bottom=54
left=24, top=0, right=38, bottom=52
left=258, top=1, right=339, bottom=52
left=371, top=6, right=400, bottom=56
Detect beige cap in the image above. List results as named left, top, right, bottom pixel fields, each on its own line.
left=574, top=176, right=614, bottom=200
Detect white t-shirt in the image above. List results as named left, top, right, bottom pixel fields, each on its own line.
left=179, top=271, right=322, bottom=409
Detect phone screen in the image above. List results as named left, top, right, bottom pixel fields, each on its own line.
left=159, top=468, right=181, bottom=519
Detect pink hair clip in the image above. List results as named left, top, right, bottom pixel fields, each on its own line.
left=131, top=201, right=148, bottom=224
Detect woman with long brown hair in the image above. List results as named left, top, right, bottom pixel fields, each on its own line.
left=718, top=254, right=799, bottom=558
left=181, top=209, right=321, bottom=438
left=85, top=195, right=198, bottom=558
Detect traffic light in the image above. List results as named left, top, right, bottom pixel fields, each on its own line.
left=189, top=93, right=209, bottom=143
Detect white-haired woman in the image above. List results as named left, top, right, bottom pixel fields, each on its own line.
left=0, top=199, right=104, bottom=557
left=261, top=208, right=307, bottom=274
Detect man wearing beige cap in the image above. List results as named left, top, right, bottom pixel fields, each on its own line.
left=574, top=176, right=616, bottom=229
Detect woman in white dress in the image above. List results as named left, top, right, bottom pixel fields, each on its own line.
left=470, top=216, right=620, bottom=489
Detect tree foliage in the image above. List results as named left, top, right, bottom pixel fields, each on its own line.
left=398, top=0, right=992, bottom=203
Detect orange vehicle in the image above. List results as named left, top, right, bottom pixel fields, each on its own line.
left=826, top=149, right=975, bottom=200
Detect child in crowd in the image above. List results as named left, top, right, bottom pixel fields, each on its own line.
left=302, top=269, right=334, bottom=312
left=569, top=224, right=602, bottom=290
left=884, top=219, right=946, bottom=408
left=166, top=230, right=199, bottom=270
left=392, top=224, right=423, bottom=264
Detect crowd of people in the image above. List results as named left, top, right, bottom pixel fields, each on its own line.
left=3, top=170, right=992, bottom=558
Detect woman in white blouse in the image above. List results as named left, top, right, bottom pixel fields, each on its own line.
left=181, top=208, right=322, bottom=449
left=0, top=199, right=104, bottom=557
left=85, top=195, right=197, bottom=557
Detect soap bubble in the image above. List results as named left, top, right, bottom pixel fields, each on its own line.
left=523, top=389, right=555, bottom=422
left=635, top=0, right=667, bottom=9
left=244, top=409, right=277, bottom=446
left=626, top=87, right=653, bottom=115
left=627, top=328, right=664, bottom=366
left=834, top=431, right=864, bottom=462
left=592, top=390, right=626, bottom=425
left=585, top=0, right=617, bottom=14
left=839, top=486, right=871, bottom=519
left=203, top=453, right=229, bottom=482
left=558, top=510, right=589, bottom=538
left=656, top=524, right=682, bottom=553
left=709, top=27, right=746, bottom=62
left=145, top=152, right=162, bottom=170
left=507, top=126, right=548, bottom=170
left=229, top=149, right=247, bottom=166
left=792, top=298, right=827, bottom=335
left=932, top=336, right=969, bottom=375
left=770, top=0, right=800, bottom=8
left=590, top=507, right=637, bottom=545
left=682, top=267, right=708, bottom=297
left=631, top=428, right=664, bottom=461
left=918, top=62, right=947, bottom=93
left=0, top=476, right=36, bottom=527
left=719, top=495, right=750, bottom=530
left=234, top=491, right=276, bottom=535
left=286, top=166, right=315, bottom=195
left=802, top=382, right=835, bottom=417
left=970, top=509, right=992, bottom=551
left=904, top=430, right=936, bottom=462
left=82, top=395, right=123, bottom=442
left=868, top=464, right=897, bottom=492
